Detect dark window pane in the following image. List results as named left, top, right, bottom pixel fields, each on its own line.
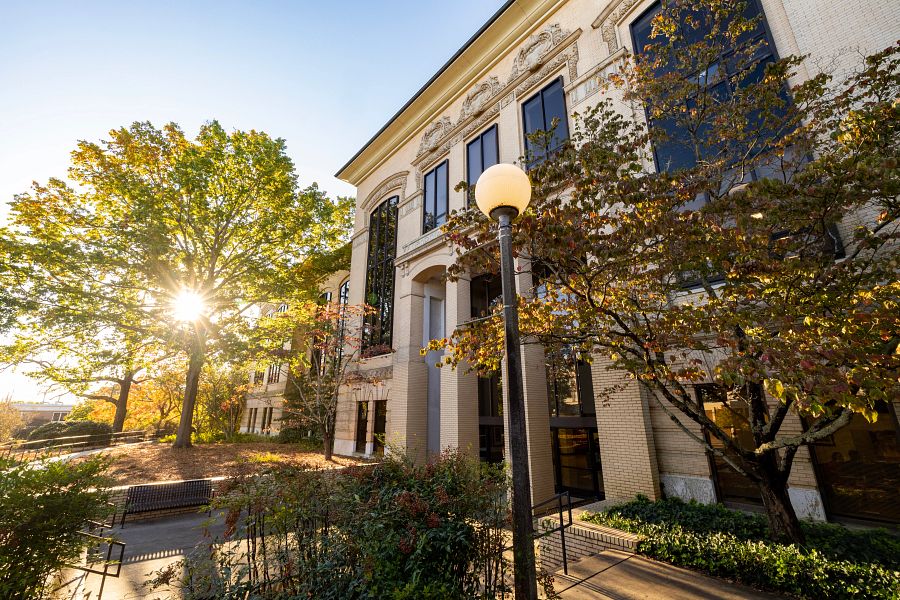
left=482, top=125, right=499, bottom=170
left=424, top=170, right=436, bottom=232
left=435, top=161, right=448, bottom=225
left=631, top=1, right=778, bottom=174
left=467, top=137, right=482, bottom=186
left=523, top=94, right=545, bottom=159
left=423, top=161, right=447, bottom=232
left=364, top=196, right=398, bottom=351
left=812, top=403, right=900, bottom=523
left=542, top=79, right=569, bottom=150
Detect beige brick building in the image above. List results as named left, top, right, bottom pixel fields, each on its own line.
left=334, top=0, right=900, bottom=524
left=241, top=270, right=350, bottom=437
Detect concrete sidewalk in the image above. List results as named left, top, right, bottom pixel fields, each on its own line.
left=59, top=511, right=227, bottom=599
left=554, top=549, right=785, bottom=600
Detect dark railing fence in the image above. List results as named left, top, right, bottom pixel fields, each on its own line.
left=0, top=430, right=148, bottom=462
left=532, top=491, right=574, bottom=575
left=76, top=502, right=125, bottom=599
left=499, top=491, right=574, bottom=599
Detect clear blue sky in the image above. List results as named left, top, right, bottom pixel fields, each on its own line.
left=0, top=0, right=506, bottom=402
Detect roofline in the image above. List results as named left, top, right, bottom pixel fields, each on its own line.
left=335, top=0, right=517, bottom=180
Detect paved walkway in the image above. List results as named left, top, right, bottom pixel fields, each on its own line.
left=58, top=512, right=783, bottom=599
left=58, top=511, right=226, bottom=599
left=554, top=549, right=784, bottom=599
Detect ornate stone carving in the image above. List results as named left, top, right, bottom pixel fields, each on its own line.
left=597, top=0, right=641, bottom=53
left=511, top=24, right=570, bottom=79
left=363, top=171, right=408, bottom=211
left=417, top=117, right=453, bottom=156
left=514, top=42, right=579, bottom=99
left=459, top=76, right=501, bottom=122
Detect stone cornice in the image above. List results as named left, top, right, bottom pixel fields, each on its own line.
left=412, top=25, right=582, bottom=173
left=337, top=0, right=569, bottom=186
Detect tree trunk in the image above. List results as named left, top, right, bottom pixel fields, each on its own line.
left=323, top=430, right=333, bottom=461
left=111, top=372, right=134, bottom=433
left=756, top=456, right=805, bottom=544
left=174, top=334, right=206, bottom=448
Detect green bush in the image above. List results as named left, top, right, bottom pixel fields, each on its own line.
left=0, top=456, right=112, bottom=598
left=150, top=451, right=520, bottom=599
left=26, top=420, right=113, bottom=447
left=583, top=497, right=900, bottom=599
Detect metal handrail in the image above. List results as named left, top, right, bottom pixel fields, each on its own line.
left=532, top=491, right=574, bottom=574
left=74, top=530, right=126, bottom=599
left=0, top=430, right=148, bottom=462
left=502, top=491, right=574, bottom=578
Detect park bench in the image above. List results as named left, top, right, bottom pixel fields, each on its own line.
left=120, top=479, right=213, bottom=527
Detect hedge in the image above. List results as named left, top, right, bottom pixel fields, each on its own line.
left=583, top=497, right=900, bottom=600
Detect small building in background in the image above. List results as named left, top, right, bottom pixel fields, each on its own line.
left=13, top=402, right=75, bottom=428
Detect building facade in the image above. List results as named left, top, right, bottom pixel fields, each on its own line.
left=241, top=270, right=351, bottom=436
left=335, top=0, right=900, bottom=524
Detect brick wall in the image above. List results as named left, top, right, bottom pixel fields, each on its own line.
left=537, top=515, right=640, bottom=573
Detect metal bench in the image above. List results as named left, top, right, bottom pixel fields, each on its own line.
left=120, top=479, right=213, bottom=527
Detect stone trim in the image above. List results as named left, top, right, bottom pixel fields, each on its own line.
left=361, top=171, right=408, bottom=213
left=411, top=25, right=582, bottom=170
left=591, top=0, right=643, bottom=53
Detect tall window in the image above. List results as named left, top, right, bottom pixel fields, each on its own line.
left=546, top=346, right=596, bottom=418
left=423, top=160, right=449, bottom=233
left=630, top=1, right=777, bottom=173
left=522, top=77, right=569, bottom=165
left=466, top=125, right=499, bottom=205
left=364, top=196, right=398, bottom=351
left=268, top=362, right=282, bottom=384
left=471, top=273, right=504, bottom=463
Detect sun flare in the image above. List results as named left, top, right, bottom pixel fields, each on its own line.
left=172, top=290, right=206, bottom=322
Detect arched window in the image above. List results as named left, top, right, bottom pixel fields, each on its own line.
left=363, top=196, right=398, bottom=351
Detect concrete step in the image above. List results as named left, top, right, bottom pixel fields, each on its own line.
left=553, top=549, right=784, bottom=600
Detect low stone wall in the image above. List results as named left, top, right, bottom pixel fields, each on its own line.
left=108, top=476, right=228, bottom=525
left=537, top=506, right=641, bottom=573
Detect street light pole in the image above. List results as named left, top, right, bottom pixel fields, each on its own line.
left=474, top=163, right=538, bottom=600
left=494, top=206, right=539, bottom=600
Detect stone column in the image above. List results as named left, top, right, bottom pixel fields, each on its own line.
left=389, top=287, right=428, bottom=463
left=592, top=357, right=662, bottom=501
left=440, top=276, right=480, bottom=457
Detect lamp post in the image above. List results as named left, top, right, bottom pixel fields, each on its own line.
left=474, top=163, right=538, bottom=600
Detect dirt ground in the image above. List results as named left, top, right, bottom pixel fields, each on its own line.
left=81, top=441, right=365, bottom=486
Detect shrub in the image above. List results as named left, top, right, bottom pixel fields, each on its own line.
left=26, top=420, right=113, bottom=447
left=0, top=456, right=112, bottom=598
left=150, top=450, right=524, bottom=599
left=583, top=497, right=900, bottom=599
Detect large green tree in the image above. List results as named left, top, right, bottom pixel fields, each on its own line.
left=434, top=3, right=898, bottom=542
left=4, top=121, right=352, bottom=447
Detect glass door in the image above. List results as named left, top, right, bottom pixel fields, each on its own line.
left=552, top=428, right=603, bottom=498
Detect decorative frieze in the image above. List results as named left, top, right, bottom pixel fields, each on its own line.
left=509, top=23, right=569, bottom=80
left=417, top=117, right=453, bottom=156
left=593, top=0, right=642, bottom=53
left=459, top=76, right=502, bottom=122
left=412, top=23, right=582, bottom=166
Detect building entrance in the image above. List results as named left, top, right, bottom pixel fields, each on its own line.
left=551, top=427, right=603, bottom=498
